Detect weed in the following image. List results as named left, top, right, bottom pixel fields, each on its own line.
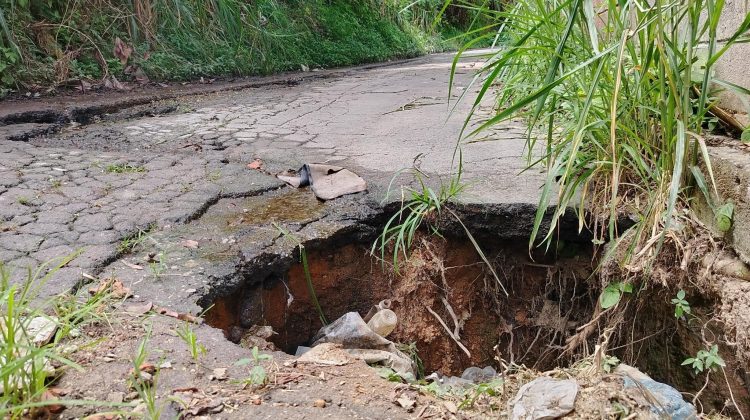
left=49, top=179, right=62, bottom=190
left=16, top=197, right=31, bottom=206
left=175, top=322, right=206, bottom=361
left=235, top=346, right=272, bottom=388
left=599, top=281, right=633, bottom=309
left=458, top=378, right=503, bottom=410
left=0, top=254, right=117, bottom=418
left=129, top=325, right=167, bottom=419
left=273, top=223, right=328, bottom=325
left=683, top=344, right=725, bottom=374
left=148, top=252, right=167, bottom=280
left=374, top=156, right=506, bottom=295
left=455, top=0, right=750, bottom=264
left=105, top=164, right=146, bottom=174
left=671, top=290, right=691, bottom=319
left=117, top=225, right=154, bottom=255
left=206, top=169, right=222, bottom=183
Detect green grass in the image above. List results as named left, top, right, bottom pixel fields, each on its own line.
left=0, top=0, right=488, bottom=90
left=0, top=255, right=124, bottom=418
left=105, top=164, right=146, bottom=174
left=453, top=0, right=750, bottom=264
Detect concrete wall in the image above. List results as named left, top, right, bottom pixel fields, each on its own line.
left=707, top=0, right=750, bottom=117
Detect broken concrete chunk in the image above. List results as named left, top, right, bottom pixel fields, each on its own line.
left=277, top=163, right=367, bottom=200
left=26, top=316, right=59, bottom=346
left=510, top=376, right=578, bottom=420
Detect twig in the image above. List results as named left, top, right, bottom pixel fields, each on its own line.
left=426, top=305, right=471, bottom=358
left=441, top=297, right=462, bottom=339
left=723, top=367, right=746, bottom=420
left=692, top=372, right=711, bottom=407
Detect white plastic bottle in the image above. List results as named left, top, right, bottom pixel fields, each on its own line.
left=367, top=308, right=397, bottom=337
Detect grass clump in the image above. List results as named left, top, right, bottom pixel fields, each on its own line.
left=105, top=164, right=146, bottom=174
left=0, top=256, right=123, bottom=418
left=454, top=0, right=750, bottom=264
left=0, top=0, right=492, bottom=92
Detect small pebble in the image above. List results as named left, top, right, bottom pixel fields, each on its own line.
left=313, top=399, right=326, bottom=408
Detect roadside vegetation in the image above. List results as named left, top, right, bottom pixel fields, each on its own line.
left=0, top=0, right=493, bottom=94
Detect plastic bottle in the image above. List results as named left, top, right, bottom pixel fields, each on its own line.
left=367, top=308, right=397, bottom=337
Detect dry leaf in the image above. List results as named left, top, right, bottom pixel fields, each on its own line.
left=247, top=159, right=263, bottom=170
left=89, top=278, right=132, bottom=299
left=122, top=260, right=144, bottom=270
left=113, top=37, right=132, bottom=65
left=154, top=306, right=203, bottom=324
left=124, top=301, right=153, bottom=316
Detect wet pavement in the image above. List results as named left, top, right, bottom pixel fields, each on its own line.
left=0, top=52, right=543, bottom=305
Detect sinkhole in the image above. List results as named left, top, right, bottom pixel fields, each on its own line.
left=200, top=207, right=749, bottom=414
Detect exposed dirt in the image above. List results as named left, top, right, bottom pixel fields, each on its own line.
left=207, top=234, right=598, bottom=376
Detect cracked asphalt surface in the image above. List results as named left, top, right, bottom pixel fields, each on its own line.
left=0, top=52, right=543, bottom=306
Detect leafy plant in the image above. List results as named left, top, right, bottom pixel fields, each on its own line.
left=682, top=344, right=725, bottom=374
left=602, top=355, right=620, bottom=373
left=458, top=378, right=503, bottom=409
left=235, top=346, right=272, bottom=387
left=671, top=290, right=691, bottom=319
left=175, top=322, right=206, bottom=361
left=742, top=128, right=750, bottom=144
left=599, top=281, right=633, bottom=309
left=454, top=0, right=750, bottom=263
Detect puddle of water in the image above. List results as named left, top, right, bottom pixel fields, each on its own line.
left=200, top=188, right=326, bottom=234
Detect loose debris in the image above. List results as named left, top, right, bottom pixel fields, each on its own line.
left=510, top=376, right=578, bottom=420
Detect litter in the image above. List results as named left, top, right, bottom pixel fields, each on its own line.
left=299, top=311, right=415, bottom=377
left=510, top=376, right=578, bottom=420
left=277, top=163, right=367, bottom=200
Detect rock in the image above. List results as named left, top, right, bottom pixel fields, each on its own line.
left=107, top=392, right=125, bottom=403
left=461, top=366, right=497, bottom=383
left=26, top=316, right=58, bottom=345
left=510, top=376, right=578, bottom=420
left=297, top=343, right=353, bottom=366
left=211, top=367, right=228, bottom=381
left=313, top=399, right=326, bottom=408
left=615, top=364, right=698, bottom=420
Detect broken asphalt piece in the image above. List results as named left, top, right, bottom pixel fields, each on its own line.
left=277, top=163, right=366, bottom=200
left=510, top=376, right=578, bottom=420
left=615, top=364, right=698, bottom=419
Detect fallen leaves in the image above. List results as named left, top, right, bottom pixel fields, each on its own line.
left=154, top=306, right=203, bottom=324
left=113, top=37, right=133, bottom=65
left=247, top=159, right=264, bottom=170
left=89, top=278, right=132, bottom=299
left=122, top=260, right=144, bottom=270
